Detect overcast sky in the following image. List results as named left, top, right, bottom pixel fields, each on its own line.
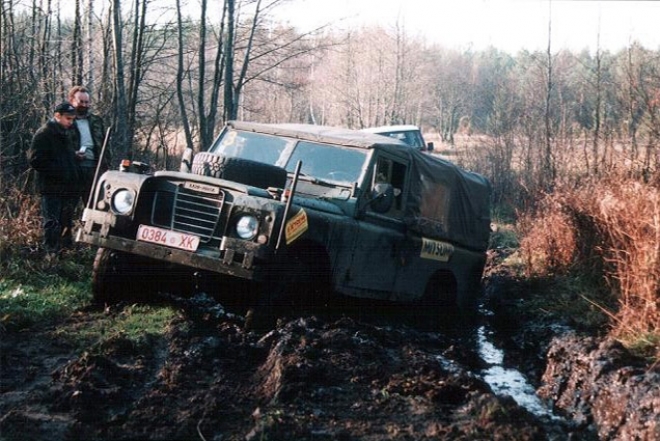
left=273, top=0, right=660, bottom=54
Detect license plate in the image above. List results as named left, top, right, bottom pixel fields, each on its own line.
left=137, top=225, right=200, bottom=251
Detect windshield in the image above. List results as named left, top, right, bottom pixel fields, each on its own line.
left=285, top=141, right=367, bottom=184
left=210, top=129, right=369, bottom=184
left=210, top=130, right=289, bottom=165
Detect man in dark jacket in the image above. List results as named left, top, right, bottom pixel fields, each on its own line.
left=27, top=102, right=82, bottom=252
left=68, top=85, right=108, bottom=206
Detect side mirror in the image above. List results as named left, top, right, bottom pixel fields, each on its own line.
left=369, top=183, right=394, bottom=213
left=180, top=147, right=193, bottom=173
left=427, top=142, right=434, bottom=152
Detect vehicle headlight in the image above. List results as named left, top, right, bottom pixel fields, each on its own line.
left=112, top=189, right=135, bottom=214
left=236, top=215, right=259, bottom=240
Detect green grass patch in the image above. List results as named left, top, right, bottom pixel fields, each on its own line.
left=524, top=275, right=612, bottom=332
left=52, top=303, right=181, bottom=351
left=1, top=246, right=96, bottom=332
left=0, top=278, right=91, bottom=332
left=1, top=242, right=181, bottom=353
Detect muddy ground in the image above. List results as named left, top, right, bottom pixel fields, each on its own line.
left=1, top=250, right=658, bottom=441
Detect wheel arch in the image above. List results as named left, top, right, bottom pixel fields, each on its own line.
left=284, top=238, right=333, bottom=285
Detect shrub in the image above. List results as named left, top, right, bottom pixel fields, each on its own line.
left=519, top=177, right=660, bottom=358
left=0, top=186, right=41, bottom=259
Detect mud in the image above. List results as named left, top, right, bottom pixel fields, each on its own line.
left=1, top=252, right=657, bottom=440
left=539, top=334, right=660, bottom=440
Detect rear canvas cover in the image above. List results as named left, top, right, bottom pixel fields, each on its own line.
left=402, top=149, right=491, bottom=252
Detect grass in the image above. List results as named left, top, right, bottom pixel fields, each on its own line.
left=0, top=277, right=91, bottom=332
left=507, top=179, right=660, bottom=361
left=489, top=222, right=519, bottom=250
left=1, top=251, right=181, bottom=353
left=52, top=304, right=181, bottom=352
left=0, top=215, right=178, bottom=351
left=519, top=274, right=613, bottom=333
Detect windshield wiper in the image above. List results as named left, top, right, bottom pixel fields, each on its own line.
left=292, top=172, right=336, bottom=187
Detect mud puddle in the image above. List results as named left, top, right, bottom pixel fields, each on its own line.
left=476, top=324, right=560, bottom=420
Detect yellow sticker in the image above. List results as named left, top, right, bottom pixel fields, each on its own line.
left=285, top=209, right=308, bottom=245
left=420, top=238, right=455, bottom=262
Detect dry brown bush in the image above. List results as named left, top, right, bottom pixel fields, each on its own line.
left=0, top=186, right=42, bottom=259
left=587, top=180, right=660, bottom=348
left=519, top=176, right=660, bottom=356
left=517, top=196, right=578, bottom=276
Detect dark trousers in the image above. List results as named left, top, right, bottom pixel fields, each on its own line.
left=41, top=194, right=79, bottom=251
left=80, top=165, right=97, bottom=207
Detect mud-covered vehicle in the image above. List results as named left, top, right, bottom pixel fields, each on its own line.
left=77, top=121, right=491, bottom=323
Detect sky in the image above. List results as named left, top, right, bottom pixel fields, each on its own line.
left=273, top=0, right=660, bottom=54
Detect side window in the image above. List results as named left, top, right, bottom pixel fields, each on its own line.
left=373, top=156, right=407, bottom=213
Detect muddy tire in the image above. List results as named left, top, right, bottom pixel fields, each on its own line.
left=246, top=244, right=333, bottom=331
left=191, top=152, right=288, bottom=189
left=92, top=248, right=175, bottom=304
left=92, top=248, right=138, bottom=304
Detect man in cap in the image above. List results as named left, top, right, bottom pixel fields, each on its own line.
left=68, top=85, right=108, bottom=206
left=27, top=102, right=82, bottom=253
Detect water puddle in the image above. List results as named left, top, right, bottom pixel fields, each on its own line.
left=476, top=325, right=560, bottom=419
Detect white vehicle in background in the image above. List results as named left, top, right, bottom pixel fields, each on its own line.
left=361, top=125, right=434, bottom=152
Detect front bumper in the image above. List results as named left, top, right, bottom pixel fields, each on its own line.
left=77, top=209, right=265, bottom=281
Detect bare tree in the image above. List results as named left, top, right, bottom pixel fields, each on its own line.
left=126, top=0, right=148, bottom=146
left=175, top=0, right=194, bottom=151
left=86, top=0, right=94, bottom=87
left=592, top=23, right=603, bottom=175
left=543, top=1, right=556, bottom=188
left=111, top=0, right=130, bottom=161
left=223, top=0, right=236, bottom=121
left=197, top=0, right=227, bottom=150
left=72, top=0, right=84, bottom=84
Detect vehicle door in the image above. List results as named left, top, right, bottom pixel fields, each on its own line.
left=348, top=153, right=409, bottom=296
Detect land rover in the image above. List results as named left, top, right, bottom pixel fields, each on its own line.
left=77, top=121, right=491, bottom=325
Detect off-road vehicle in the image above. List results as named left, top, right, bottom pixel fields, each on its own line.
left=77, top=121, right=491, bottom=323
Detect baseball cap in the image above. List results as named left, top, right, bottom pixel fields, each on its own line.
left=54, top=102, right=76, bottom=114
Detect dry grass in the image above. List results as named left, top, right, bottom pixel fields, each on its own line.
left=0, top=186, right=42, bottom=257
left=447, top=130, right=660, bottom=359
left=517, top=177, right=660, bottom=359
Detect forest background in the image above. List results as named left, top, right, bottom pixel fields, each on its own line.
left=1, top=0, right=659, bottom=359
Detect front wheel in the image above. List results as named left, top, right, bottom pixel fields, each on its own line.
left=92, top=248, right=137, bottom=304
left=245, top=246, right=333, bottom=331
left=92, top=248, right=176, bottom=304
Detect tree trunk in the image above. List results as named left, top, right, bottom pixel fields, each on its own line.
left=543, top=3, right=555, bottom=189
left=175, top=0, right=194, bottom=151
left=72, top=0, right=83, bottom=85
left=111, top=0, right=130, bottom=162
left=197, top=0, right=208, bottom=151
left=126, top=0, right=147, bottom=150
left=223, top=0, right=235, bottom=121
left=86, top=0, right=94, bottom=87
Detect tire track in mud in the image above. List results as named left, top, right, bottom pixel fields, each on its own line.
left=2, top=292, right=590, bottom=441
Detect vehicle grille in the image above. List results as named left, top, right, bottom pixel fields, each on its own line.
left=152, top=185, right=225, bottom=243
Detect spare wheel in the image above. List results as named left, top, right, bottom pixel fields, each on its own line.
left=191, top=152, right=288, bottom=189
